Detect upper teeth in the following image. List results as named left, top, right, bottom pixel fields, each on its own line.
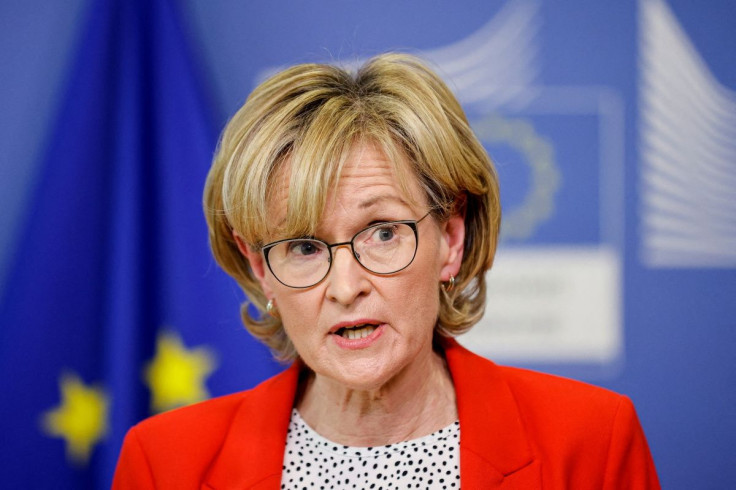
left=341, top=324, right=376, bottom=340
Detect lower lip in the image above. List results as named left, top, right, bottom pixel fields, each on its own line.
left=331, top=324, right=385, bottom=350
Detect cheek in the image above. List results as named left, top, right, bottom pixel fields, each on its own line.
left=275, top=295, right=306, bottom=326
left=394, top=255, right=442, bottom=330
left=404, top=276, right=441, bottom=317
left=273, top=291, right=320, bottom=346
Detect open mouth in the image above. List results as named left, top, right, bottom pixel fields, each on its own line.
left=334, top=323, right=378, bottom=340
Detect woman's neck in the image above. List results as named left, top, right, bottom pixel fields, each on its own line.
left=295, top=346, right=457, bottom=447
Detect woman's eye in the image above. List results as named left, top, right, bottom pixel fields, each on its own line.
left=288, top=240, right=320, bottom=256
left=374, top=226, right=397, bottom=242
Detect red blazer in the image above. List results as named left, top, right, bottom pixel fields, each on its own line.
left=113, top=339, right=660, bottom=489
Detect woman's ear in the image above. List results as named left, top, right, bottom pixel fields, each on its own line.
left=439, top=213, right=466, bottom=282
left=234, top=232, right=274, bottom=297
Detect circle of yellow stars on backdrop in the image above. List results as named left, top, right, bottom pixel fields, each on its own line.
left=41, top=329, right=217, bottom=464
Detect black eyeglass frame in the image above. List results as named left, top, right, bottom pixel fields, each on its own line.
left=261, top=211, right=432, bottom=289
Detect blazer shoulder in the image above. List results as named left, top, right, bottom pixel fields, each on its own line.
left=499, top=365, right=631, bottom=453
left=446, top=338, right=624, bottom=411
left=134, top=368, right=294, bottom=451
left=498, top=364, right=632, bottom=437
left=114, top=391, right=251, bottom=489
left=114, top=366, right=299, bottom=488
left=499, top=366, right=659, bottom=488
left=131, top=365, right=296, bottom=445
left=133, top=390, right=248, bottom=440
left=499, top=364, right=625, bottom=407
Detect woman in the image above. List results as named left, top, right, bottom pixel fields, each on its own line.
left=114, top=53, right=659, bottom=489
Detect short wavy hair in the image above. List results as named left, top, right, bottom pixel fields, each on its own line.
left=204, top=53, right=501, bottom=360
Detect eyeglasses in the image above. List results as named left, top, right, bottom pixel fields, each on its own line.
left=261, top=212, right=431, bottom=288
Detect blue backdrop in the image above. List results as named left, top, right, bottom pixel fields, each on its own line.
left=0, top=0, right=734, bottom=488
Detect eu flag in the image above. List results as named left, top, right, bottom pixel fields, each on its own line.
left=0, top=0, right=280, bottom=487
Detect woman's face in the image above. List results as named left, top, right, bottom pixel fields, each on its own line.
left=242, top=142, right=465, bottom=391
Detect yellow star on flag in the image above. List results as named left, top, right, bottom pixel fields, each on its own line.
left=41, top=372, right=109, bottom=465
left=144, top=330, right=216, bottom=413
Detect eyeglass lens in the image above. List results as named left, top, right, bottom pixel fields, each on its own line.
left=265, top=221, right=418, bottom=288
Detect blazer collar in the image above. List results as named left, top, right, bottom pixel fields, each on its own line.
left=204, top=338, right=537, bottom=489
left=202, top=362, right=301, bottom=489
left=442, top=338, right=539, bottom=487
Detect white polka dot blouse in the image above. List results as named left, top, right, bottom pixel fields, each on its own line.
left=281, top=409, right=461, bottom=489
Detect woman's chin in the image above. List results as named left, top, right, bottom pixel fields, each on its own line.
left=329, top=375, right=395, bottom=394
left=315, top=352, right=416, bottom=395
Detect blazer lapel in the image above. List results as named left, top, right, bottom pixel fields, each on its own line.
left=203, top=340, right=540, bottom=489
left=203, top=363, right=301, bottom=490
left=444, top=338, right=541, bottom=488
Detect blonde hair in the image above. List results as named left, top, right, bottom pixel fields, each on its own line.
left=204, top=53, right=501, bottom=360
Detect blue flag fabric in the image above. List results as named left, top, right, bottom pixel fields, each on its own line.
left=0, top=0, right=280, bottom=487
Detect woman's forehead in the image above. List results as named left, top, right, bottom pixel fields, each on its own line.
left=265, top=142, right=425, bottom=233
left=329, top=144, right=416, bottom=201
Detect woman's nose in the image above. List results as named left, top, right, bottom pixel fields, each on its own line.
left=325, top=245, right=371, bottom=306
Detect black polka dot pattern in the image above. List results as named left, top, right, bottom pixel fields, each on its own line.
left=280, top=409, right=461, bottom=489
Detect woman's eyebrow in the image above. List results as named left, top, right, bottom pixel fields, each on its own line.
left=357, top=194, right=411, bottom=210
